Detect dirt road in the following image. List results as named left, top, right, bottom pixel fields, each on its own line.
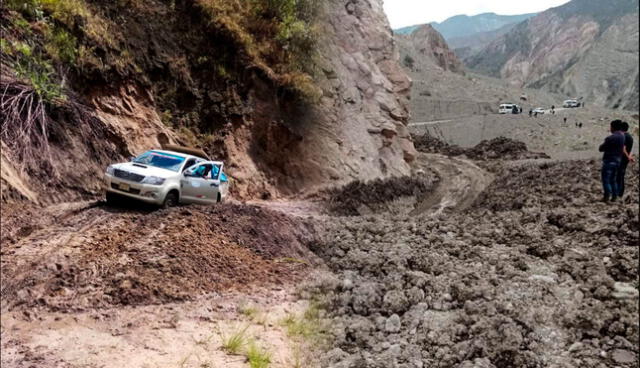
left=411, top=153, right=493, bottom=215
left=409, top=110, right=639, bottom=161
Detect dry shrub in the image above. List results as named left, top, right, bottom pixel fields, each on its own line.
left=0, top=68, right=54, bottom=170
left=0, top=67, right=102, bottom=175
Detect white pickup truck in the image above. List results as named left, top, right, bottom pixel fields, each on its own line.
left=104, top=146, right=229, bottom=208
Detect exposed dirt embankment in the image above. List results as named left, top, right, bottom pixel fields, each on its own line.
left=309, top=159, right=639, bottom=367
left=1, top=202, right=317, bottom=312
left=1, top=0, right=416, bottom=204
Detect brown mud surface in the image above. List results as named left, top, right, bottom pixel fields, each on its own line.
left=1, top=202, right=316, bottom=312
left=309, top=159, right=639, bottom=368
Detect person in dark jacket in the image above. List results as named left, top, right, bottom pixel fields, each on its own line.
left=616, top=122, right=635, bottom=198
left=599, top=120, right=625, bottom=202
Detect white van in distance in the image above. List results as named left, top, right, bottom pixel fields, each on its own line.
left=499, top=103, right=520, bottom=114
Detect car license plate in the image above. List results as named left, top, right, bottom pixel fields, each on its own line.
left=119, top=183, right=130, bottom=191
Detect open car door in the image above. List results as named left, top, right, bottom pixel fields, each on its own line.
left=180, top=161, right=224, bottom=204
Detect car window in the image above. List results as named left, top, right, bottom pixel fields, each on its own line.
left=133, top=151, right=185, bottom=172
left=182, top=158, right=197, bottom=172
left=211, top=164, right=221, bottom=180
left=188, top=163, right=215, bottom=179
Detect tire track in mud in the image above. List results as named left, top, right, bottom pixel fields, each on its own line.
left=411, top=153, right=494, bottom=215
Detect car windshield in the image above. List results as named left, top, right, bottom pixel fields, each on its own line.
left=133, top=151, right=186, bottom=172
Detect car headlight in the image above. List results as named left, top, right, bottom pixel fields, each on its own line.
left=141, top=176, right=165, bottom=185
left=106, top=166, right=115, bottom=175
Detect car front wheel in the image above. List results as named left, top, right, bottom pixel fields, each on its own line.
left=106, top=192, right=120, bottom=206
left=162, top=192, right=178, bottom=209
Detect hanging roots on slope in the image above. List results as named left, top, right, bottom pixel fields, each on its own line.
left=0, top=67, right=102, bottom=176
left=0, top=68, right=55, bottom=171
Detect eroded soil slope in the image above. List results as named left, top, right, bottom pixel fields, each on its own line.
left=311, top=159, right=639, bottom=367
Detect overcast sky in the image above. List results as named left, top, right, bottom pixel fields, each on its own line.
left=383, top=0, right=570, bottom=28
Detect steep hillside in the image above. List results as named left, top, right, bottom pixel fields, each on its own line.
left=397, top=24, right=464, bottom=74
left=0, top=0, right=415, bottom=203
left=466, top=0, right=640, bottom=110
left=448, top=21, right=521, bottom=60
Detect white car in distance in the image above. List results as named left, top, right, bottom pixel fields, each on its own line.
left=563, top=99, right=580, bottom=108
left=532, top=107, right=546, bottom=115
left=104, top=146, right=229, bottom=208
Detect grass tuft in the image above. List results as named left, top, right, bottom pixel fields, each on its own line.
left=281, top=303, right=324, bottom=340
left=239, top=305, right=260, bottom=318
left=220, top=325, right=249, bottom=355
left=246, top=340, right=271, bottom=368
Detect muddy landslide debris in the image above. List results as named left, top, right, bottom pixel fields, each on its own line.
left=307, top=160, right=638, bottom=368
left=325, top=172, right=440, bottom=216
left=413, top=134, right=550, bottom=161
left=1, top=203, right=317, bottom=311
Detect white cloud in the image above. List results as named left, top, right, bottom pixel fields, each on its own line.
left=383, top=0, right=571, bottom=28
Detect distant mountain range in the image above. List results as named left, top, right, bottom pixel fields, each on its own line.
left=466, top=0, right=639, bottom=110
left=394, top=12, right=537, bottom=40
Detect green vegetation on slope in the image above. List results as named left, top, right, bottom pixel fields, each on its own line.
left=1, top=0, right=324, bottom=165
left=2, top=0, right=322, bottom=100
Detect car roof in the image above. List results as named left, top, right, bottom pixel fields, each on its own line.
left=151, top=149, right=204, bottom=161
left=153, top=150, right=224, bottom=164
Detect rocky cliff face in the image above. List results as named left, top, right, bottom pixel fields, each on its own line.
left=466, top=0, right=639, bottom=110
left=275, top=0, right=416, bottom=193
left=0, top=0, right=415, bottom=203
left=397, top=24, right=465, bottom=74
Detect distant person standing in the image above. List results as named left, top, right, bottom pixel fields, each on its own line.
left=529, top=109, right=532, bottom=117
left=563, top=117, right=567, bottom=125
left=598, top=120, right=625, bottom=202
left=616, top=122, right=635, bottom=198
